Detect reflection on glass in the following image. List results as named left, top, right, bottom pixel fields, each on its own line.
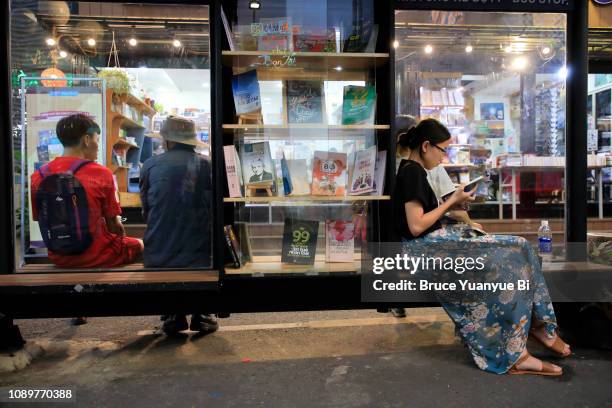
left=11, top=1, right=212, bottom=271
left=395, top=10, right=567, bottom=248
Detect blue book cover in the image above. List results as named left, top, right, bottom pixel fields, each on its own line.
left=231, top=70, right=261, bottom=115
left=280, top=153, right=293, bottom=195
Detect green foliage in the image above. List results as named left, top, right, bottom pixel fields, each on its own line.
left=97, top=69, right=131, bottom=95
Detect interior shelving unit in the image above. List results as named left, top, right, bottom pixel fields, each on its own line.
left=105, top=89, right=156, bottom=207
left=220, top=2, right=392, bottom=276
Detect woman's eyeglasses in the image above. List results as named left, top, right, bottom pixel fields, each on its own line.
left=432, top=144, right=447, bottom=154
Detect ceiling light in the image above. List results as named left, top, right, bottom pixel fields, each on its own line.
left=173, top=39, right=181, bottom=48
left=334, top=66, right=343, bottom=72
left=393, top=40, right=399, bottom=49
left=46, top=38, right=56, bottom=46
left=249, top=0, right=261, bottom=9
left=128, top=38, right=138, bottom=46
left=465, top=45, right=473, bottom=53
left=541, top=46, right=551, bottom=56
left=511, top=56, right=528, bottom=71
left=558, top=66, right=568, bottom=80
left=87, top=38, right=96, bottom=46
left=424, top=45, right=433, bottom=54
left=504, top=45, right=513, bottom=53
left=59, top=50, right=67, bottom=58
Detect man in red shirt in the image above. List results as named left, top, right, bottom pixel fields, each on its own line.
left=31, top=114, right=143, bottom=268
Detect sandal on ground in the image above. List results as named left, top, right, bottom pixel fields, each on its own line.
left=530, top=329, right=571, bottom=358
left=508, top=353, right=563, bottom=376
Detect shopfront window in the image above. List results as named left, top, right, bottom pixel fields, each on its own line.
left=10, top=1, right=213, bottom=272
left=221, top=0, right=387, bottom=276
left=587, top=74, right=612, bottom=263
left=395, top=10, right=567, bottom=248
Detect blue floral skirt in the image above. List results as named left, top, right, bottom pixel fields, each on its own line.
left=402, top=224, right=557, bottom=374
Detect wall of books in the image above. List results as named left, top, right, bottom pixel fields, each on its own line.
left=220, top=0, right=391, bottom=275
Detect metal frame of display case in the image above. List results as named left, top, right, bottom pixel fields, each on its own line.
left=0, top=0, right=588, bottom=321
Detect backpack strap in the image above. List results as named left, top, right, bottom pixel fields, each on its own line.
left=37, top=163, right=52, bottom=178
left=68, top=159, right=93, bottom=175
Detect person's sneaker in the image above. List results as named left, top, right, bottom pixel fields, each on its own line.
left=390, top=308, right=406, bottom=318
left=190, top=314, right=219, bottom=333
left=71, top=317, right=88, bottom=326
left=162, top=314, right=188, bottom=335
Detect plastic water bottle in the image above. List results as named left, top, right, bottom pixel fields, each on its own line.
left=538, top=220, right=552, bottom=261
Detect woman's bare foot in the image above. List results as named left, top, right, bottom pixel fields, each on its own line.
left=513, top=350, right=562, bottom=374
left=530, top=324, right=571, bottom=357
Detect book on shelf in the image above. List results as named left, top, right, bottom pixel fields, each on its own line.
left=286, top=80, right=325, bottom=124
left=231, top=70, right=261, bottom=115
left=279, top=150, right=293, bottom=196
left=373, top=150, right=387, bottom=196
left=220, top=5, right=235, bottom=51
left=293, top=28, right=336, bottom=52
left=325, top=220, right=355, bottom=263
left=364, top=24, right=379, bottom=53
left=311, top=151, right=348, bottom=196
left=254, top=18, right=293, bottom=51
left=240, top=142, right=275, bottom=186
left=343, top=13, right=374, bottom=53
left=287, top=159, right=310, bottom=195
left=341, top=85, right=376, bottom=125
left=441, top=89, right=449, bottom=106
left=349, top=146, right=377, bottom=195
left=224, top=225, right=241, bottom=268
left=453, top=90, right=465, bottom=106
left=223, top=145, right=243, bottom=198
left=431, top=90, right=443, bottom=106
left=281, top=218, right=319, bottom=265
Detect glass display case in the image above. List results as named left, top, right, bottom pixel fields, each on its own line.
left=220, top=0, right=391, bottom=276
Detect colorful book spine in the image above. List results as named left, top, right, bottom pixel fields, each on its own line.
left=223, top=225, right=240, bottom=268
left=224, top=145, right=242, bottom=198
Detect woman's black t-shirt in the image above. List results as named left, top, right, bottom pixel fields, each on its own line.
left=391, top=159, right=442, bottom=241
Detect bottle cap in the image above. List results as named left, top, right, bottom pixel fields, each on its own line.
left=541, top=220, right=549, bottom=226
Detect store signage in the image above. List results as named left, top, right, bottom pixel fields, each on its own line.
left=255, top=50, right=297, bottom=68
left=396, top=0, right=574, bottom=12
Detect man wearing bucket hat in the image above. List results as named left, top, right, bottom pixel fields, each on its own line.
left=140, top=115, right=218, bottom=335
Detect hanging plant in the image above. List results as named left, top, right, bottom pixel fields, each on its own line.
left=97, top=68, right=131, bottom=96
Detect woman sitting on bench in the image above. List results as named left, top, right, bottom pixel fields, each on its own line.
left=392, top=118, right=571, bottom=376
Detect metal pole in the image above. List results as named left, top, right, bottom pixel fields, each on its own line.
left=565, top=1, right=588, bottom=260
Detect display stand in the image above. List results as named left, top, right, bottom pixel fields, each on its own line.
left=238, top=112, right=264, bottom=125
left=246, top=182, right=274, bottom=197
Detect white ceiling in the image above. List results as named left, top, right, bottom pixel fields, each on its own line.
left=124, top=68, right=210, bottom=96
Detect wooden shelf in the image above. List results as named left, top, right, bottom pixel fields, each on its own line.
left=113, top=138, right=139, bottom=149
left=420, top=105, right=464, bottom=109
left=223, top=124, right=389, bottom=133
left=119, top=192, right=141, bottom=207
left=442, top=163, right=479, bottom=170
left=225, top=260, right=361, bottom=275
left=125, top=93, right=156, bottom=117
left=222, top=51, right=389, bottom=71
left=110, top=112, right=145, bottom=129
left=112, top=165, right=131, bottom=171
left=224, top=195, right=390, bottom=203
left=223, top=195, right=391, bottom=203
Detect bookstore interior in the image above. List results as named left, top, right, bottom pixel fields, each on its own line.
left=6, top=1, right=609, bottom=277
